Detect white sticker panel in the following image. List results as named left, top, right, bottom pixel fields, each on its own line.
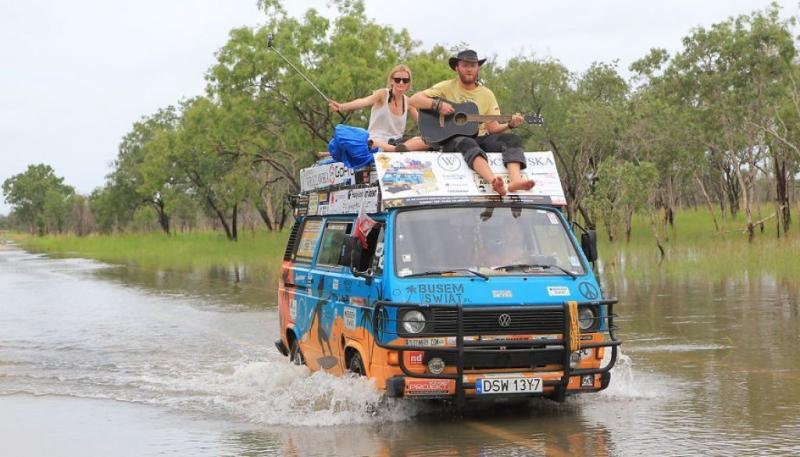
left=344, top=307, right=357, bottom=330
left=547, top=286, right=570, bottom=296
left=492, top=290, right=513, bottom=298
left=374, top=151, right=566, bottom=206
left=300, top=162, right=356, bottom=191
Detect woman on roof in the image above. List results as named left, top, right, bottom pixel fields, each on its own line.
left=329, top=64, right=428, bottom=152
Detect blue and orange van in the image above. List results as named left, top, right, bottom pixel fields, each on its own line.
left=275, top=152, right=620, bottom=403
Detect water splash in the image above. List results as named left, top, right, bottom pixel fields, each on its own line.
left=595, top=349, right=672, bottom=401
left=190, top=360, right=418, bottom=426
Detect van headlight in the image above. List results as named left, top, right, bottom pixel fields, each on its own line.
left=578, top=307, right=596, bottom=331
left=402, top=310, right=426, bottom=334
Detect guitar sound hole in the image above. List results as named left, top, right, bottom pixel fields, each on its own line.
left=454, top=112, right=468, bottom=125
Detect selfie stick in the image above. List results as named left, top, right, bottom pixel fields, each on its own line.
left=267, top=34, right=346, bottom=122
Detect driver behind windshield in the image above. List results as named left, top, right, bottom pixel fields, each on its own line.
left=477, top=225, right=529, bottom=269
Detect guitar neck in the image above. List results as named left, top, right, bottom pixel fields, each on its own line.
left=465, top=114, right=514, bottom=123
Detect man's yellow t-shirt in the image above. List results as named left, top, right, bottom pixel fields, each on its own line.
left=423, top=79, right=500, bottom=136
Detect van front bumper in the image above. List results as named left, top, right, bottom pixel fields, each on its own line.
left=373, top=300, right=621, bottom=403
left=384, top=370, right=613, bottom=400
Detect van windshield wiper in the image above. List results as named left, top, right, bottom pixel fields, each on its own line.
left=403, top=268, right=489, bottom=281
left=492, top=263, right=578, bottom=280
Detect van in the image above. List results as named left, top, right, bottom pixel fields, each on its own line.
left=275, top=151, right=620, bottom=403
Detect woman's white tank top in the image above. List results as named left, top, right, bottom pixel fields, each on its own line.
left=367, top=89, right=407, bottom=142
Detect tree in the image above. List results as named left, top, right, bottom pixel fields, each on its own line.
left=670, top=4, right=796, bottom=241
left=493, top=58, right=628, bottom=226
left=585, top=160, right=658, bottom=242
left=2, top=164, right=74, bottom=235
left=108, top=107, right=182, bottom=235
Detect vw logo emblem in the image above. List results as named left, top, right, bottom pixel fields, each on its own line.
left=498, top=313, right=512, bottom=327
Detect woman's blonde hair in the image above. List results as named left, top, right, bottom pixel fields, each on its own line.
left=386, top=64, right=412, bottom=90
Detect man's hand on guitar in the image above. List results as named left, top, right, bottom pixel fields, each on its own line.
left=509, top=113, right=524, bottom=129
left=438, top=100, right=454, bottom=116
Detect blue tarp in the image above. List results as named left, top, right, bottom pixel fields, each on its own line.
left=327, top=124, right=379, bottom=169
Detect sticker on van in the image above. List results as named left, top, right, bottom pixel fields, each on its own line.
left=547, top=286, right=570, bottom=296
left=344, top=307, right=356, bottom=330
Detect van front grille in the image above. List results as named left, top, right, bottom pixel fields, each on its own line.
left=430, top=307, right=564, bottom=335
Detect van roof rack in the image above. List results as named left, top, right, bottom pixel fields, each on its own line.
left=292, top=151, right=566, bottom=217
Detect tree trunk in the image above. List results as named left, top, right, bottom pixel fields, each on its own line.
left=775, top=158, right=790, bottom=236
left=231, top=204, right=238, bottom=242
left=207, top=196, right=234, bottom=240
left=695, top=174, right=720, bottom=232
left=278, top=206, right=288, bottom=231
left=724, top=166, right=740, bottom=218
left=734, top=166, right=754, bottom=243
left=717, top=174, right=727, bottom=217
left=624, top=207, right=633, bottom=242
left=577, top=203, right=595, bottom=231
left=665, top=178, right=675, bottom=229
left=256, top=204, right=274, bottom=231
left=155, top=200, right=171, bottom=235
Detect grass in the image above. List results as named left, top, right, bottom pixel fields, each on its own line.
left=5, top=204, right=799, bottom=284
left=598, top=206, right=800, bottom=282
left=7, top=230, right=290, bottom=274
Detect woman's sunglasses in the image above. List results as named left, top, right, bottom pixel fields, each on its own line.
left=392, top=77, right=411, bottom=84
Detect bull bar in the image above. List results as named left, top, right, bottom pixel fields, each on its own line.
left=372, top=299, right=621, bottom=404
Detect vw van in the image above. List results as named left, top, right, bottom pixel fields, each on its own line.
left=275, top=152, right=620, bottom=404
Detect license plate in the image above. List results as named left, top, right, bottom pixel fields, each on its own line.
left=476, top=377, right=543, bottom=394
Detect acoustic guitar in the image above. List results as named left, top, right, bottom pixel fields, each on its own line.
left=419, top=100, right=544, bottom=144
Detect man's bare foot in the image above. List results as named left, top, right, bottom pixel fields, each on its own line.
left=491, top=176, right=507, bottom=196
left=507, top=179, right=535, bottom=193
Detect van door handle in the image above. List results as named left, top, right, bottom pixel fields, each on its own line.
left=306, top=278, right=313, bottom=285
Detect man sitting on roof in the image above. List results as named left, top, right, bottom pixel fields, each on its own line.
left=409, top=49, right=535, bottom=196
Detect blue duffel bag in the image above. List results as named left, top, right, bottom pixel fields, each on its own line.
left=327, top=124, right=379, bottom=169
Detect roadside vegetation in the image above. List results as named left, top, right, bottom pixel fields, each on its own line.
left=2, top=0, right=799, bottom=276
left=5, top=203, right=798, bottom=286
left=599, top=206, right=800, bottom=283
left=7, top=231, right=289, bottom=273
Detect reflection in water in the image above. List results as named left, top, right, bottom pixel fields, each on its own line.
left=598, top=268, right=800, bottom=455
left=1, top=246, right=799, bottom=456
left=94, top=261, right=282, bottom=309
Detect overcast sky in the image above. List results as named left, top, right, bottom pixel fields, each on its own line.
left=2, top=0, right=796, bottom=215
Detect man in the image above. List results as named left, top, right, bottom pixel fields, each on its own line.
left=409, top=49, right=535, bottom=196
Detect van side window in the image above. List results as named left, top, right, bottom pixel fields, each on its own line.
left=294, top=218, right=323, bottom=263
left=367, top=225, right=385, bottom=274
left=317, top=221, right=352, bottom=268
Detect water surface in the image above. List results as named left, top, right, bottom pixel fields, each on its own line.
left=1, top=246, right=798, bottom=456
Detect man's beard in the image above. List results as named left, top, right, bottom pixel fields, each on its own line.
left=458, top=71, right=478, bottom=85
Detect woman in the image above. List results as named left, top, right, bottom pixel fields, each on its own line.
left=329, top=64, right=428, bottom=152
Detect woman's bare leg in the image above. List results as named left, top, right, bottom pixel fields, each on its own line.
left=401, top=136, right=430, bottom=151
left=372, top=139, right=396, bottom=151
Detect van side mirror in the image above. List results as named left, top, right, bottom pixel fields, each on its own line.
left=581, top=230, right=598, bottom=263
left=341, top=237, right=373, bottom=284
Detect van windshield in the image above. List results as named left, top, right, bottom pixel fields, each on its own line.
left=394, top=207, right=586, bottom=278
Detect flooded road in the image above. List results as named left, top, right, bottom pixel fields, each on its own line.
left=1, top=246, right=799, bottom=456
